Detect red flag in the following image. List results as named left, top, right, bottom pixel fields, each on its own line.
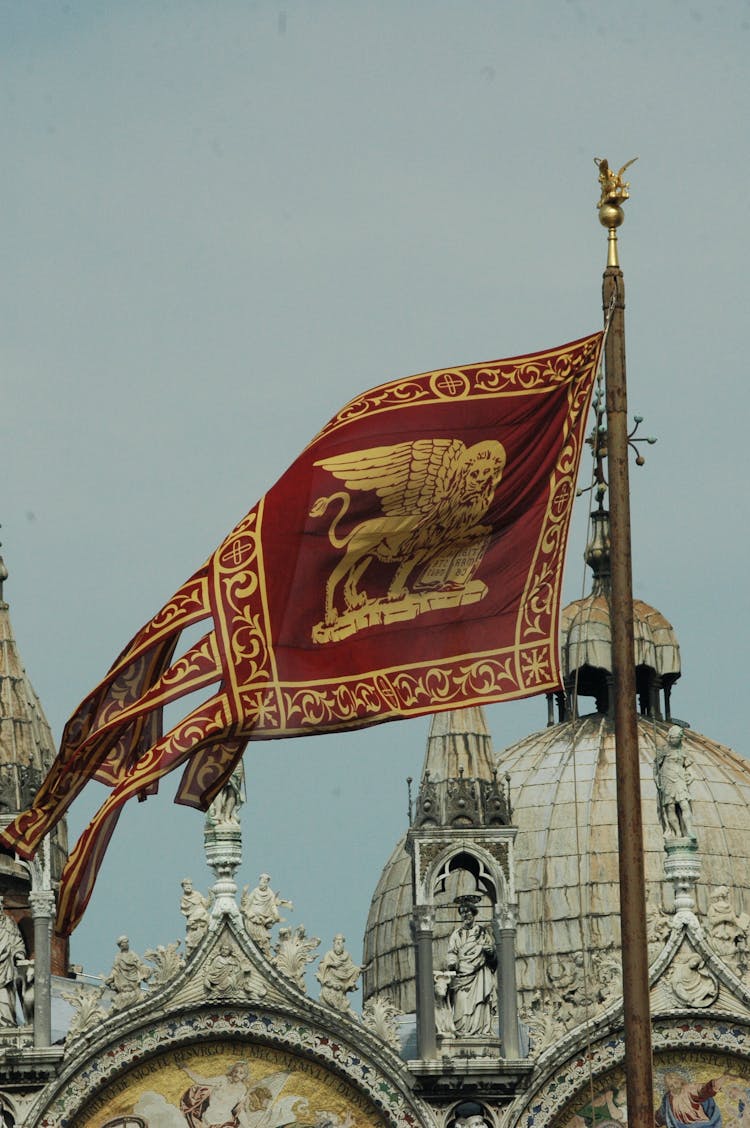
left=0, top=332, right=602, bottom=933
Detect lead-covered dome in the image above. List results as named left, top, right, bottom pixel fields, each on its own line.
left=498, top=714, right=750, bottom=1024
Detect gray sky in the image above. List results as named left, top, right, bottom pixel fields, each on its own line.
left=3, top=2, right=748, bottom=985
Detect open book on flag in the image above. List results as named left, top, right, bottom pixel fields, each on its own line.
left=0, top=331, right=602, bottom=933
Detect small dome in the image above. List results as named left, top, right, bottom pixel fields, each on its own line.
left=560, top=596, right=681, bottom=685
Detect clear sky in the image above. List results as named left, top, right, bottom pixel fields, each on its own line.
left=3, top=2, right=748, bottom=987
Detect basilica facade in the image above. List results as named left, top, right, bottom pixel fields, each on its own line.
left=4, top=517, right=750, bottom=1128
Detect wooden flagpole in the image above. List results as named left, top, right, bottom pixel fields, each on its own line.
left=596, top=158, right=655, bottom=1128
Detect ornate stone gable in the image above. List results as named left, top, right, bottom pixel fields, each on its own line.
left=27, top=917, right=430, bottom=1128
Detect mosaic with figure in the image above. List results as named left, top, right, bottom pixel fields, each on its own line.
left=558, top=1054, right=750, bottom=1128
left=73, top=1041, right=388, bottom=1128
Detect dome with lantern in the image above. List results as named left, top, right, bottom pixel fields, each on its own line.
left=363, top=504, right=750, bottom=1050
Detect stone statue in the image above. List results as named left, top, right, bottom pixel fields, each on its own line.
left=274, top=925, right=320, bottom=993
left=240, top=874, right=292, bottom=958
left=180, top=878, right=210, bottom=957
left=206, top=761, right=246, bottom=827
left=0, top=898, right=25, bottom=1026
left=445, top=898, right=496, bottom=1037
left=434, top=970, right=456, bottom=1036
left=669, top=951, right=719, bottom=1008
left=203, top=942, right=246, bottom=998
left=706, top=884, right=750, bottom=977
left=316, top=934, right=361, bottom=1012
left=655, top=725, right=696, bottom=841
left=105, top=936, right=152, bottom=1012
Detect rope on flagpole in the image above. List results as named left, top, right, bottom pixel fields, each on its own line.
left=568, top=339, right=608, bottom=1103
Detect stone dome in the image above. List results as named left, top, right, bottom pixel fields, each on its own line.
left=363, top=707, right=750, bottom=1021
left=497, top=714, right=750, bottom=1016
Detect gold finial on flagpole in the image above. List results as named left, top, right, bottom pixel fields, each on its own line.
left=595, top=157, right=638, bottom=267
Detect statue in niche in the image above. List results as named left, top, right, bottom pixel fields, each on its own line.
left=454, top=1115, right=491, bottom=1128
left=206, top=760, right=246, bottom=827
left=706, top=884, right=750, bottom=977
left=433, top=969, right=456, bottom=1036
left=203, top=942, right=246, bottom=997
left=105, top=935, right=152, bottom=1011
left=655, top=725, right=697, bottom=841
left=0, top=898, right=25, bottom=1026
left=445, top=896, right=497, bottom=1036
left=240, top=874, right=292, bottom=958
left=180, top=878, right=211, bottom=957
left=274, top=925, right=320, bottom=993
left=316, top=934, right=361, bottom=1012
left=450, top=1102, right=493, bottom=1128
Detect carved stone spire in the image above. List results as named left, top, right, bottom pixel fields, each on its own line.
left=422, top=707, right=496, bottom=783
left=0, top=551, right=70, bottom=978
left=413, top=708, right=511, bottom=829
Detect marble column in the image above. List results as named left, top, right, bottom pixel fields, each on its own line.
left=412, top=906, right=437, bottom=1059
left=494, top=905, right=520, bottom=1059
left=30, top=888, right=55, bottom=1048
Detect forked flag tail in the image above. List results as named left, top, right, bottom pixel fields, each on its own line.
left=0, top=331, right=603, bottom=935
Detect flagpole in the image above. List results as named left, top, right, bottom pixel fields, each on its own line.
left=597, top=160, right=655, bottom=1128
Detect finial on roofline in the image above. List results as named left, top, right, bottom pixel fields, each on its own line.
left=594, top=156, right=637, bottom=268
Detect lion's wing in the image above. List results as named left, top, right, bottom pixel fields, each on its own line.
left=315, top=438, right=465, bottom=517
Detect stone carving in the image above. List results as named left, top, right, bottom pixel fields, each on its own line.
left=241, top=874, right=292, bottom=958
left=669, top=950, right=719, bottom=1007
left=705, top=884, right=750, bottom=977
left=60, top=983, right=108, bottom=1042
left=542, top=949, right=618, bottom=1029
left=592, top=950, right=622, bottom=1007
left=274, top=925, right=320, bottom=993
left=17, top=960, right=34, bottom=1025
left=105, top=936, right=152, bottom=1011
left=519, top=992, right=559, bottom=1055
left=180, top=878, right=211, bottom=957
left=316, top=934, right=362, bottom=1012
left=434, top=970, right=456, bottom=1036
left=646, top=886, right=672, bottom=962
left=655, top=725, right=697, bottom=842
left=362, top=993, right=401, bottom=1049
left=144, top=941, right=183, bottom=986
left=0, top=1092, right=15, bottom=1128
left=445, top=897, right=497, bottom=1037
left=453, top=1113, right=492, bottom=1128
left=0, top=899, right=25, bottom=1027
left=445, top=772, right=480, bottom=825
left=206, top=760, right=246, bottom=827
left=203, top=942, right=247, bottom=999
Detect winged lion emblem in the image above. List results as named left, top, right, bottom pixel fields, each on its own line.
left=308, top=437, right=506, bottom=643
